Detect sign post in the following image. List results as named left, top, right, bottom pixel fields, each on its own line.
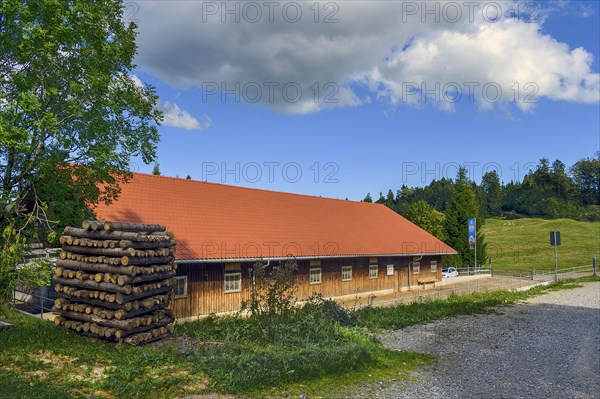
left=468, top=218, right=477, bottom=269
left=550, top=231, right=561, bottom=282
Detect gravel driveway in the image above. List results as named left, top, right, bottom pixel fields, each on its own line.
left=353, top=282, right=600, bottom=399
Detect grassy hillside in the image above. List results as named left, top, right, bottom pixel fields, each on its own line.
left=482, top=218, right=600, bottom=274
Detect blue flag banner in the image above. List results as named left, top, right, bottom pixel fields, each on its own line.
left=468, top=218, right=476, bottom=249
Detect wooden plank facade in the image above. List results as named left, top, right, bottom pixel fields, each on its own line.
left=92, top=172, right=456, bottom=320
left=171, top=255, right=442, bottom=319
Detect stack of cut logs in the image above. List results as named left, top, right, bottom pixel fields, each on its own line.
left=52, top=220, right=176, bottom=345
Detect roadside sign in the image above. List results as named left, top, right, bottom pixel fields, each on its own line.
left=550, top=231, right=561, bottom=246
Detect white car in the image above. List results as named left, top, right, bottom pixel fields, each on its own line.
left=442, top=267, right=459, bottom=278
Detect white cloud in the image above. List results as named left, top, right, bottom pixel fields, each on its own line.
left=132, top=1, right=599, bottom=114
left=361, top=20, right=600, bottom=112
left=130, top=74, right=144, bottom=88
left=130, top=75, right=210, bottom=130
left=158, top=101, right=211, bottom=131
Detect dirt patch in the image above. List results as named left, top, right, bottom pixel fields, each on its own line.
left=32, top=350, right=114, bottom=385
left=146, top=364, right=209, bottom=393
left=71, top=364, right=116, bottom=383
left=89, top=365, right=113, bottom=382
left=23, top=370, right=48, bottom=380
left=33, top=350, right=76, bottom=367
left=70, top=388, right=113, bottom=399
left=147, top=365, right=191, bottom=380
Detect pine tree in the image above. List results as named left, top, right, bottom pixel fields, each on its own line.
left=385, top=189, right=396, bottom=211
left=481, top=171, right=502, bottom=216
left=444, top=167, right=487, bottom=267
left=363, top=193, right=373, bottom=203
left=152, top=163, right=161, bottom=175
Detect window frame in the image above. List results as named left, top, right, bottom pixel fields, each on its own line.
left=412, top=261, right=421, bottom=274
left=431, top=260, right=438, bottom=272
left=309, top=267, right=322, bottom=284
left=173, top=276, right=188, bottom=298
left=369, top=264, right=378, bottom=279
left=341, top=265, right=352, bottom=281
left=224, top=272, right=242, bottom=293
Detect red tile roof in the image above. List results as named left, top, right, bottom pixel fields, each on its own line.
left=92, top=172, right=456, bottom=261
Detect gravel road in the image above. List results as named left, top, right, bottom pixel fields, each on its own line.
left=351, top=282, right=600, bottom=399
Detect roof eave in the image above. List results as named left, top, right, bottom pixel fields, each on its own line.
left=175, top=251, right=458, bottom=264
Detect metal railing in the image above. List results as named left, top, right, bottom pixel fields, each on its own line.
left=492, top=264, right=595, bottom=280
left=456, top=266, right=492, bottom=276
left=349, top=263, right=596, bottom=310
left=13, top=288, right=55, bottom=317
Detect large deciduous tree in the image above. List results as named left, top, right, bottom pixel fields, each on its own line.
left=570, top=152, right=600, bottom=206
left=0, top=0, right=162, bottom=301
left=402, top=200, right=446, bottom=241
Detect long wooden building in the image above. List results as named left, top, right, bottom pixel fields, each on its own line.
left=93, top=173, right=456, bottom=319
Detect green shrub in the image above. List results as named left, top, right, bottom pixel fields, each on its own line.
left=179, top=290, right=374, bottom=393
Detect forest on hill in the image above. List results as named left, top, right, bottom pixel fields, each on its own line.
left=363, top=154, right=600, bottom=267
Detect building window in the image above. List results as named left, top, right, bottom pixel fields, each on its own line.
left=369, top=264, right=378, bottom=279
left=342, top=266, right=352, bottom=281
left=431, top=260, right=438, bottom=272
left=412, top=262, right=420, bottom=274
left=174, top=276, right=187, bottom=298
left=224, top=272, right=241, bottom=293
left=309, top=268, right=322, bottom=284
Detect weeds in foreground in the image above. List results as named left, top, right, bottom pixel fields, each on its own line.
left=1, top=275, right=597, bottom=397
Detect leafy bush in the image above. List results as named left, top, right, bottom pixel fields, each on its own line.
left=179, top=287, right=373, bottom=393
left=301, top=293, right=358, bottom=327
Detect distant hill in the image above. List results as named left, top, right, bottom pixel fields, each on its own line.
left=482, top=218, right=600, bottom=274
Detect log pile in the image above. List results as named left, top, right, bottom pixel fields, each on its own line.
left=53, top=220, right=176, bottom=345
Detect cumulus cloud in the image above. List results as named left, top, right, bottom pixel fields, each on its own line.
left=132, top=0, right=599, bottom=114
left=130, top=74, right=210, bottom=130
left=158, top=101, right=211, bottom=130
left=130, top=74, right=144, bottom=89
left=361, top=20, right=600, bottom=111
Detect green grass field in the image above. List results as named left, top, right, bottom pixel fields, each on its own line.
left=482, top=217, right=600, bottom=274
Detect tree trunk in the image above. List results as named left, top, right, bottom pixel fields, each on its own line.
left=120, top=255, right=174, bottom=266
left=56, top=259, right=142, bottom=276
left=62, top=245, right=137, bottom=257
left=116, top=270, right=176, bottom=286
left=102, top=221, right=166, bottom=233
left=55, top=309, right=173, bottom=331
left=114, top=301, right=169, bottom=320
left=119, top=239, right=176, bottom=249
left=52, top=276, right=133, bottom=295
left=64, top=227, right=171, bottom=242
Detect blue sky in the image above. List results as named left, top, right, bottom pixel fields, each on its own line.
left=129, top=1, right=600, bottom=201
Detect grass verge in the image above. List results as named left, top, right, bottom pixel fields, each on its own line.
left=0, top=307, right=208, bottom=399
left=1, top=275, right=597, bottom=398
left=354, top=275, right=600, bottom=331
